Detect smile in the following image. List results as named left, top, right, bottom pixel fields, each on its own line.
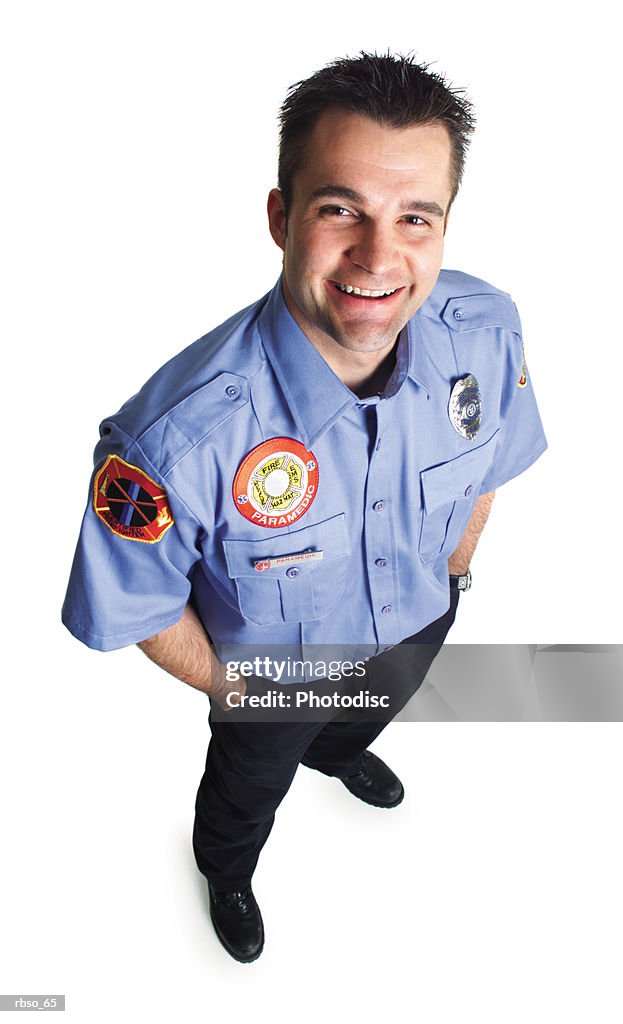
left=333, top=281, right=399, bottom=298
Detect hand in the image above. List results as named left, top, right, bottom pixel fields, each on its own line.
left=208, top=653, right=248, bottom=711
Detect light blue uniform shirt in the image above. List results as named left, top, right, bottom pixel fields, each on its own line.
left=62, top=271, right=547, bottom=671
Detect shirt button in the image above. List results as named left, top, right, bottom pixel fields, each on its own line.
left=375, top=558, right=389, bottom=567
left=453, top=308, right=464, bottom=320
left=225, top=384, right=240, bottom=400
left=464, top=484, right=473, bottom=497
left=381, top=604, right=393, bottom=614
left=373, top=500, right=385, bottom=512
left=285, top=566, right=300, bottom=578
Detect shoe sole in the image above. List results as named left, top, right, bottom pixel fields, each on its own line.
left=341, top=783, right=405, bottom=809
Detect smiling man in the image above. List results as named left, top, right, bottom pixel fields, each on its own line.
left=269, top=113, right=451, bottom=379
left=62, top=53, right=547, bottom=963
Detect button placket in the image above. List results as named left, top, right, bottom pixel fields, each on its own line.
left=363, top=403, right=399, bottom=643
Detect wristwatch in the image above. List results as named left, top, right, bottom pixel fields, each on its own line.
left=449, top=569, right=472, bottom=592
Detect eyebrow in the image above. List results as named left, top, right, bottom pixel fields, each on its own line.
left=308, top=184, right=446, bottom=219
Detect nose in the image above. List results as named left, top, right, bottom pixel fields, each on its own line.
left=348, top=220, right=399, bottom=277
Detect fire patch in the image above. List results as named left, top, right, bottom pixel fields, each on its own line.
left=93, top=455, right=174, bottom=543
left=233, top=438, right=319, bottom=528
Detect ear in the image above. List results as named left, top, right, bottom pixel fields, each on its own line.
left=267, top=188, right=287, bottom=251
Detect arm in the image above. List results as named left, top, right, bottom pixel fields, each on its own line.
left=137, top=603, right=244, bottom=708
left=447, top=490, right=496, bottom=575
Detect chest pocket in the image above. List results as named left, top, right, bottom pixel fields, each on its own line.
left=222, top=514, right=351, bottom=625
left=419, top=431, right=499, bottom=564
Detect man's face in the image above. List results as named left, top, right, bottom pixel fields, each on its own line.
left=268, top=109, right=454, bottom=360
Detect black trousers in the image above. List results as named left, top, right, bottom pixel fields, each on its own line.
left=193, top=591, right=459, bottom=891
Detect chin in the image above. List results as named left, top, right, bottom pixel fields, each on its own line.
left=334, top=333, right=397, bottom=353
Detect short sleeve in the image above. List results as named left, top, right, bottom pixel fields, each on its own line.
left=62, top=423, right=203, bottom=651
left=478, top=313, right=547, bottom=493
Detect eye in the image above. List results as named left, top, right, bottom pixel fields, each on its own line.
left=319, top=205, right=355, bottom=218
left=402, top=215, right=428, bottom=226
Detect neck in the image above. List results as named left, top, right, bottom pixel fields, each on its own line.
left=280, top=279, right=400, bottom=397
left=302, top=327, right=400, bottom=392
left=348, top=345, right=398, bottom=398
left=307, top=332, right=399, bottom=396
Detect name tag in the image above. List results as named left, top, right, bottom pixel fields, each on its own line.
left=254, top=550, right=324, bottom=572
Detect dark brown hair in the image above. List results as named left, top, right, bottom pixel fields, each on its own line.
left=278, top=52, right=475, bottom=213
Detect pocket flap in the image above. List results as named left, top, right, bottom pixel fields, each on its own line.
left=223, top=513, right=350, bottom=579
left=421, top=431, right=499, bottom=514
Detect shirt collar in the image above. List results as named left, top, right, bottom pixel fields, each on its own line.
left=258, top=278, right=432, bottom=447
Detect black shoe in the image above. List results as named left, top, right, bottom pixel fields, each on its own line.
left=341, top=750, right=404, bottom=808
left=208, top=884, right=264, bottom=963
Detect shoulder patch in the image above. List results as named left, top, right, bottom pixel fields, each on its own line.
left=93, top=455, right=174, bottom=543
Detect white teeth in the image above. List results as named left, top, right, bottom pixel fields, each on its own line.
left=335, top=282, right=397, bottom=297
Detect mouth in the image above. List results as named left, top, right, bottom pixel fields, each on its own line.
left=331, top=280, right=402, bottom=300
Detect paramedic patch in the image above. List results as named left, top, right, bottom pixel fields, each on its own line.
left=233, top=437, right=319, bottom=528
left=93, top=455, right=174, bottom=543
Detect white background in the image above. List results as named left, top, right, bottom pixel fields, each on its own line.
left=1, top=1, right=621, bottom=1021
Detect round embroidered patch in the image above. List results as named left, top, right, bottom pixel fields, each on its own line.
left=232, top=438, right=319, bottom=528
left=93, top=454, right=174, bottom=543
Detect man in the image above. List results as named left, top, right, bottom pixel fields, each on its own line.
left=62, top=53, right=546, bottom=963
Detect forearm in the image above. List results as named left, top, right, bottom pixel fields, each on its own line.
left=137, top=603, right=236, bottom=703
left=447, top=490, right=496, bottom=575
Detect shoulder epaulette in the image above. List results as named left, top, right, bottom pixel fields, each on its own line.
left=441, top=293, right=521, bottom=335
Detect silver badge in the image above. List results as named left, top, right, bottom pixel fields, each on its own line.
left=449, top=374, right=481, bottom=441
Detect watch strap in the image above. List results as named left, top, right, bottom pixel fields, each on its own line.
left=449, top=570, right=472, bottom=592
